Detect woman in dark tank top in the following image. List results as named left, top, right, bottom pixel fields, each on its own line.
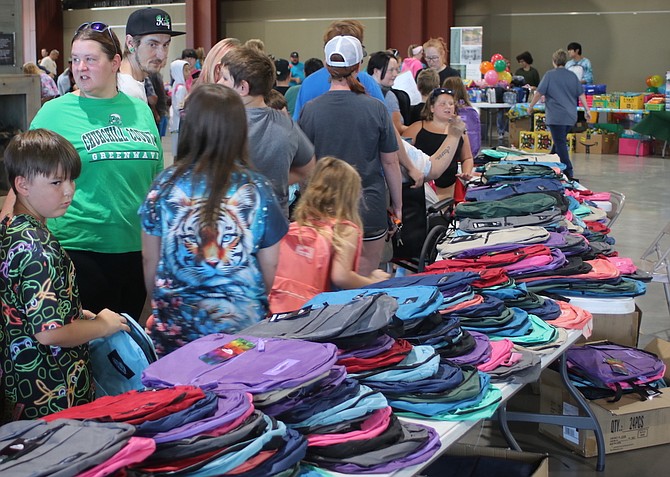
left=403, top=88, right=474, bottom=200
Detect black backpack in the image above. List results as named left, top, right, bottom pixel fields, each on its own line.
left=391, top=88, right=412, bottom=126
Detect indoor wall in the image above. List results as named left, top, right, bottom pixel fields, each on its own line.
left=220, top=0, right=386, bottom=64
left=455, top=0, right=669, bottom=91
left=38, top=1, right=669, bottom=92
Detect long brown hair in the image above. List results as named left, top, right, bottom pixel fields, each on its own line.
left=171, top=84, right=250, bottom=229
left=294, top=157, right=363, bottom=255
left=326, top=57, right=365, bottom=94
left=443, top=76, right=472, bottom=108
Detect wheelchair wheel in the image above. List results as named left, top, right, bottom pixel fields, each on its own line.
left=417, top=224, right=450, bottom=272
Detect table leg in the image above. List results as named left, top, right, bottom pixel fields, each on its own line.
left=495, top=355, right=606, bottom=472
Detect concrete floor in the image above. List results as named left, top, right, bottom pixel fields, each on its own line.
left=455, top=150, right=670, bottom=476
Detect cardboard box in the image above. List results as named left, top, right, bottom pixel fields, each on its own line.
left=441, top=444, right=549, bottom=477
left=533, top=113, right=547, bottom=131
left=592, top=94, right=613, bottom=108
left=575, top=132, right=619, bottom=154
left=567, top=133, right=576, bottom=152
left=509, top=117, right=532, bottom=147
left=539, top=341, right=670, bottom=458
left=519, top=130, right=536, bottom=152
left=619, top=137, right=651, bottom=156
left=619, top=94, right=644, bottom=110
left=534, top=131, right=553, bottom=153
left=643, top=337, right=670, bottom=382
left=577, top=305, right=641, bottom=347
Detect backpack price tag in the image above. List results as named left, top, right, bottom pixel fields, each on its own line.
left=199, top=338, right=256, bottom=365
left=268, top=306, right=312, bottom=322
left=604, top=358, right=630, bottom=375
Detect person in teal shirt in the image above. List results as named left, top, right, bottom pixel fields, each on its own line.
left=288, top=51, right=305, bottom=86
left=1, top=23, right=164, bottom=321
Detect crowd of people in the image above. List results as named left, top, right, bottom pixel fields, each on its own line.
left=1, top=5, right=593, bottom=422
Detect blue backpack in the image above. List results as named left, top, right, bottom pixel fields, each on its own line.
left=305, top=286, right=444, bottom=322
left=89, top=313, right=157, bottom=398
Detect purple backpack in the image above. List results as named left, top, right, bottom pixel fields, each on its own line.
left=566, top=342, right=666, bottom=402
left=141, top=334, right=338, bottom=397
left=458, top=106, right=481, bottom=158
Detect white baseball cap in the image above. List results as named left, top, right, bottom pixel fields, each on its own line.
left=324, top=35, right=364, bottom=67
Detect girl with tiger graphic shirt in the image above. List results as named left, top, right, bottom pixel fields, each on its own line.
left=269, top=157, right=390, bottom=312
left=139, top=84, right=287, bottom=357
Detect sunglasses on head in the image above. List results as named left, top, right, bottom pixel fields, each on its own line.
left=431, top=88, right=454, bottom=100
left=388, top=48, right=399, bottom=58
left=75, top=22, right=118, bottom=54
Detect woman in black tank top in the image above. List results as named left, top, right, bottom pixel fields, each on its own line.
left=403, top=88, right=474, bottom=200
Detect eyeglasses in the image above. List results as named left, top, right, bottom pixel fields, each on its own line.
left=430, top=88, right=454, bottom=101
left=425, top=55, right=441, bottom=61
left=75, top=22, right=118, bottom=55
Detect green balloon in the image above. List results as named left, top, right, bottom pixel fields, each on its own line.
left=646, top=86, right=658, bottom=93
left=494, top=59, right=507, bottom=72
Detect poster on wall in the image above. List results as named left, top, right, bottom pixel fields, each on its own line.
left=0, top=32, right=15, bottom=66
left=450, top=27, right=482, bottom=81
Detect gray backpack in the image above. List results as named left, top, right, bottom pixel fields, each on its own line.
left=458, top=208, right=563, bottom=233
left=243, top=294, right=398, bottom=348
left=0, top=419, right=134, bottom=476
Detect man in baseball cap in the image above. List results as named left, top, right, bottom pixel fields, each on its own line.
left=118, top=7, right=185, bottom=102
left=288, top=51, right=304, bottom=86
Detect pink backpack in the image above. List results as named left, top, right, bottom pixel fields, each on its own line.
left=269, top=221, right=360, bottom=313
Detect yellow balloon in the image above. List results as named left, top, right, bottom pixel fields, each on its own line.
left=650, top=75, right=664, bottom=88
left=498, top=71, right=512, bottom=84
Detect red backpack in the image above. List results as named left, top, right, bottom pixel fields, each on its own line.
left=269, top=221, right=360, bottom=314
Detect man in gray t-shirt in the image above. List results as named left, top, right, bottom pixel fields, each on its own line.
left=528, top=49, right=591, bottom=180
left=220, top=46, right=315, bottom=217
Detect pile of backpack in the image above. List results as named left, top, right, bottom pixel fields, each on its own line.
left=138, top=298, right=449, bottom=473
left=1, top=158, right=660, bottom=475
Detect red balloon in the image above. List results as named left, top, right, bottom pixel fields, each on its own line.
left=491, top=53, right=504, bottom=63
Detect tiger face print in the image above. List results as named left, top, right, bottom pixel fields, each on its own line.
left=164, top=183, right=260, bottom=287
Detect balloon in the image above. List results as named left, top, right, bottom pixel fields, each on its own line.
left=650, top=75, right=664, bottom=88
left=646, top=76, right=654, bottom=87
left=484, top=69, right=499, bottom=86
left=491, top=53, right=504, bottom=63
left=479, top=61, right=494, bottom=74
left=658, top=85, right=667, bottom=94
left=494, top=59, right=507, bottom=72
left=498, top=80, right=509, bottom=88
left=498, top=71, right=512, bottom=84
left=646, top=86, right=658, bottom=93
